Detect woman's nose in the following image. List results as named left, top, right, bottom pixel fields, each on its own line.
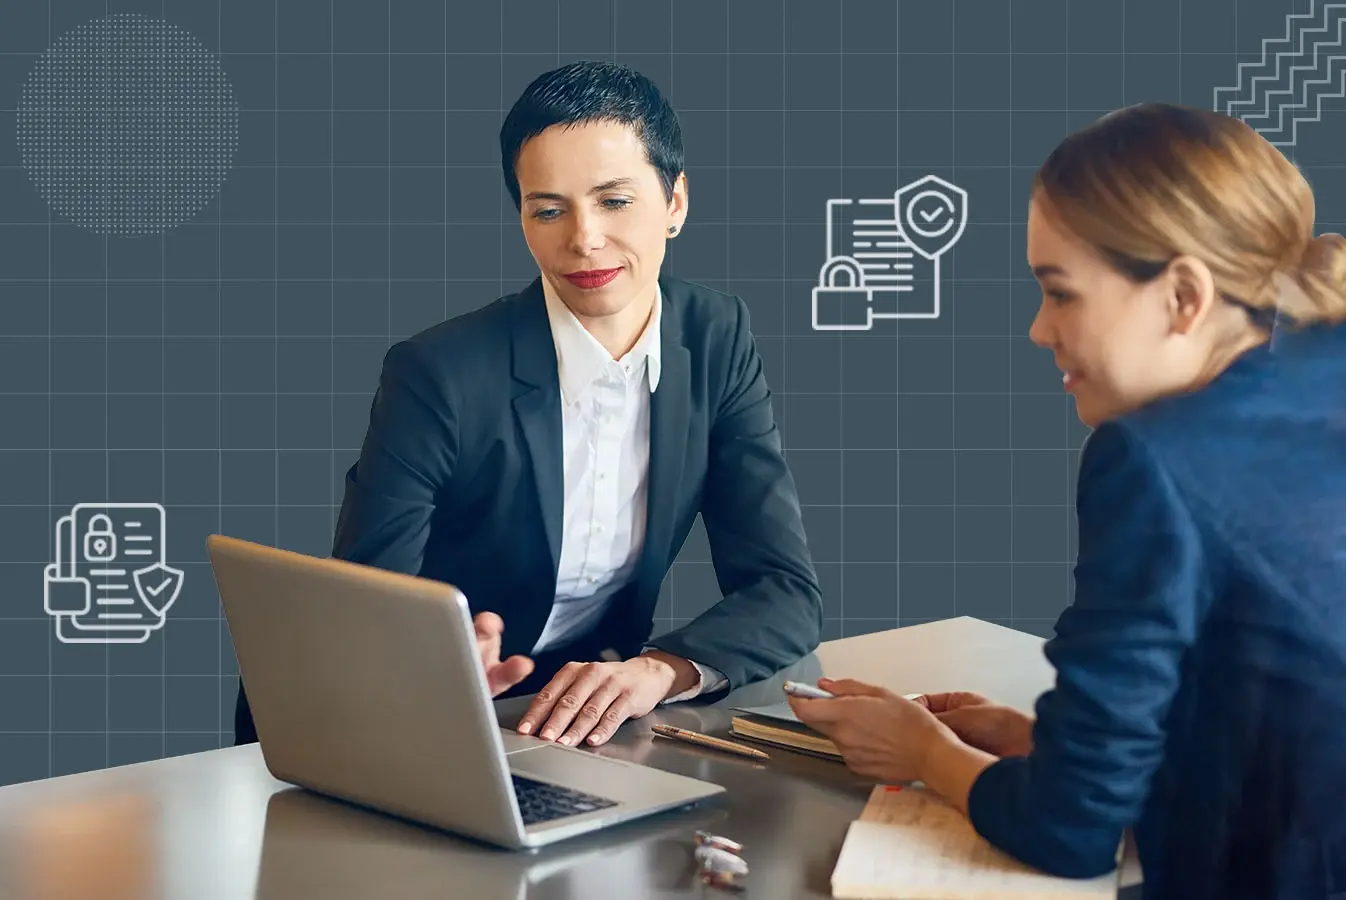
left=567, top=213, right=604, bottom=253
left=1027, top=302, right=1052, bottom=348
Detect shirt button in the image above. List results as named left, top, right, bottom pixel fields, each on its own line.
left=595, top=524, right=605, bottom=534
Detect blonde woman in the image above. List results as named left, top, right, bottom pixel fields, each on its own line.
left=790, top=103, right=1346, bottom=900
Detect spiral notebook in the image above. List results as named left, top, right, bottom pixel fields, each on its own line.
left=830, top=784, right=1121, bottom=899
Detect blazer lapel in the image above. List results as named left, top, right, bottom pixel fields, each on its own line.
left=638, top=281, right=690, bottom=602
left=509, top=279, right=564, bottom=581
left=507, top=276, right=691, bottom=639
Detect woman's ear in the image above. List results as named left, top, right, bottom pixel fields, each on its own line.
left=1164, top=255, right=1219, bottom=335
left=667, top=171, right=689, bottom=233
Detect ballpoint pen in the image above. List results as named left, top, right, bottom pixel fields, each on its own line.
left=784, top=680, right=925, bottom=702
left=651, top=724, right=770, bottom=760
left=783, top=680, right=834, bottom=699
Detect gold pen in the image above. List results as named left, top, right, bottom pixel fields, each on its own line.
left=651, top=724, right=770, bottom=760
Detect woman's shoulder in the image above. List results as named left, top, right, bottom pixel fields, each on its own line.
left=401, top=284, right=526, bottom=351
left=1117, top=318, right=1346, bottom=447
left=1087, top=325, right=1346, bottom=546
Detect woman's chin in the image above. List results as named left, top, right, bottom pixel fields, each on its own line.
left=1070, top=394, right=1102, bottom=429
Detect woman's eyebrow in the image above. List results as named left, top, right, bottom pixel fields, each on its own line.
left=523, top=177, right=636, bottom=203
left=590, top=177, right=635, bottom=192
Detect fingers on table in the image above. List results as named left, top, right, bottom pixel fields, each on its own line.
left=518, top=664, right=578, bottom=735
left=520, top=662, right=605, bottom=740
left=537, top=665, right=614, bottom=742
left=561, top=681, right=630, bottom=747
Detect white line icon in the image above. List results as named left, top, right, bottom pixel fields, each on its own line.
left=1213, top=1, right=1346, bottom=147
left=43, top=502, right=184, bottom=644
left=811, top=174, right=968, bottom=331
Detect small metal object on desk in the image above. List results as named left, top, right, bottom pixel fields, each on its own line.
left=695, top=830, right=742, bottom=854
left=692, top=830, right=748, bottom=892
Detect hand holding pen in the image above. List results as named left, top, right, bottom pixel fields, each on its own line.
left=783, top=680, right=835, bottom=699
left=785, top=679, right=923, bottom=702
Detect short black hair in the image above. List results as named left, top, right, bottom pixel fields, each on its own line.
left=499, top=60, right=684, bottom=211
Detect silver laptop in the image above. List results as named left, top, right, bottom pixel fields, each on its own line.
left=206, top=534, right=725, bottom=849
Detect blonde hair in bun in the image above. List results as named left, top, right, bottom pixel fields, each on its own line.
left=1033, top=102, right=1346, bottom=330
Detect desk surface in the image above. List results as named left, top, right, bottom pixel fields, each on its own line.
left=0, top=617, right=1138, bottom=900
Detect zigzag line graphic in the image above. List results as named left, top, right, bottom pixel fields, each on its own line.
left=1213, top=1, right=1346, bottom=146
left=1245, top=18, right=1346, bottom=132
left=1215, top=4, right=1338, bottom=117
left=1283, top=54, right=1346, bottom=145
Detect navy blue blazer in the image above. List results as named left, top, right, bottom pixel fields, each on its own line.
left=233, top=275, right=823, bottom=743
left=968, top=320, right=1346, bottom=899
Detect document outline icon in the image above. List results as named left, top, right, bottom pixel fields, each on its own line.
left=43, top=502, right=184, bottom=644
left=811, top=174, right=968, bottom=331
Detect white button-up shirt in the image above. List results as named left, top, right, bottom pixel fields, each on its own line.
left=532, top=279, right=727, bottom=702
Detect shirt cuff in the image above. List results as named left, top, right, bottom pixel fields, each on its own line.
left=639, top=648, right=729, bottom=704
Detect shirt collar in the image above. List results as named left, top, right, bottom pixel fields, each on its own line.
left=542, top=277, right=663, bottom=406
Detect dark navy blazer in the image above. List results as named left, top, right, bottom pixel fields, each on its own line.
left=234, top=275, right=823, bottom=743
left=968, top=321, right=1346, bottom=899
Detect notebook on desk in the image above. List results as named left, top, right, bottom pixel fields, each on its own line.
left=729, top=692, right=927, bottom=762
left=728, top=702, right=842, bottom=760
left=831, top=784, right=1120, bottom=899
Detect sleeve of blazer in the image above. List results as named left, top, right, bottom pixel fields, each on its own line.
left=331, top=339, right=457, bottom=574
left=966, top=421, right=1214, bottom=878
left=645, top=296, right=824, bottom=691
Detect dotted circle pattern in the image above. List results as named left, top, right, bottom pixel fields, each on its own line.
left=15, top=13, right=240, bottom=238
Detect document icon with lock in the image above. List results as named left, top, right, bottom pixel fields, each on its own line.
left=811, top=175, right=968, bottom=331
left=43, top=502, right=184, bottom=644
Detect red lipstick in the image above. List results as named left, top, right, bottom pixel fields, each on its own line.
left=563, top=267, right=621, bottom=289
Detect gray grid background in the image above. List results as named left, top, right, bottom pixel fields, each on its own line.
left=0, top=0, right=1337, bottom=786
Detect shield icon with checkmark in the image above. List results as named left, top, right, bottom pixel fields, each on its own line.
left=132, top=561, right=185, bottom=618
left=895, top=174, right=968, bottom=261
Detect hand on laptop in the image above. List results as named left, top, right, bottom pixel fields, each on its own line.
left=515, top=653, right=695, bottom=747
left=474, top=612, right=534, bottom=697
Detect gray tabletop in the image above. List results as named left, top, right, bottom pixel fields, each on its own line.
left=0, top=619, right=1141, bottom=899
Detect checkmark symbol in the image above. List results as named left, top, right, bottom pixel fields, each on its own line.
left=899, top=177, right=966, bottom=258
left=133, top=562, right=184, bottom=618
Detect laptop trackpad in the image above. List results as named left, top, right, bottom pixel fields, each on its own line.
left=510, top=745, right=642, bottom=799
left=510, top=744, right=714, bottom=811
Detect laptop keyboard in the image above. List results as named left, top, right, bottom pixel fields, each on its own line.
left=510, top=774, right=618, bottom=825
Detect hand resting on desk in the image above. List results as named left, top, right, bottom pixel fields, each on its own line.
left=474, top=611, right=702, bottom=748
left=515, top=652, right=698, bottom=748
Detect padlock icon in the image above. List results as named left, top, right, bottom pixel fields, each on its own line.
left=83, top=513, right=117, bottom=561
left=811, top=255, right=874, bottom=331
